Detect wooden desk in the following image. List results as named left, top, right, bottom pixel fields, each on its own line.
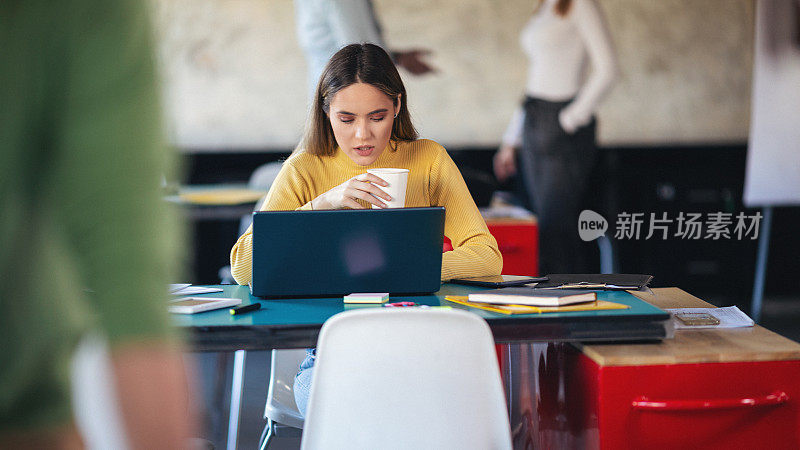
left=578, top=288, right=800, bottom=365
left=506, top=288, right=800, bottom=450
left=165, top=184, right=266, bottom=283
left=165, top=184, right=265, bottom=220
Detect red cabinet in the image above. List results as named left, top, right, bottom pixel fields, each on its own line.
left=486, top=218, right=538, bottom=276
left=563, top=347, right=800, bottom=449
left=443, top=217, right=538, bottom=275
left=508, top=288, right=800, bottom=449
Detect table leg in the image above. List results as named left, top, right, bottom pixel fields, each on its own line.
left=751, top=206, right=772, bottom=323
left=506, top=343, right=585, bottom=450
left=226, top=350, right=246, bottom=450
left=597, top=235, right=615, bottom=274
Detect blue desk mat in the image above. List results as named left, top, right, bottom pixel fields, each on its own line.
left=172, top=284, right=668, bottom=328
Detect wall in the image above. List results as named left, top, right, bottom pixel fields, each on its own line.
left=152, top=0, right=753, bottom=151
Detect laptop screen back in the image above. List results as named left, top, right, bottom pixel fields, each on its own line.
left=251, top=207, right=445, bottom=297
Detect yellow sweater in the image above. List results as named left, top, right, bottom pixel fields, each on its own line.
left=230, top=139, right=502, bottom=285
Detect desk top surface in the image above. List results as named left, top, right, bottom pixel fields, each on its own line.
left=173, top=284, right=667, bottom=327
left=576, top=288, right=800, bottom=366
left=173, top=284, right=670, bottom=351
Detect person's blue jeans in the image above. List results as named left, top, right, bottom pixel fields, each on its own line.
left=293, top=349, right=315, bottom=417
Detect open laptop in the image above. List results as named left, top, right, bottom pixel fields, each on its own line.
left=250, top=207, right=445, bottom=297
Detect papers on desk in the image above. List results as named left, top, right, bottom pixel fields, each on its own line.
left=666, top=307, right=755, bottom=329
left=534, top=274, right=653, bottom=291
left=170, top=283, right=191, bottom=293
left=170, top=284, right=223, bottom=296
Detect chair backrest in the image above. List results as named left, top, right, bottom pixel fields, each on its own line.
left=241, top=161, right=284, bottom=235
left=300, top=308, right=512, bottom=450
left=264, top=349, right=307, bottom=429
left=248, top=161, right=283, bottom=191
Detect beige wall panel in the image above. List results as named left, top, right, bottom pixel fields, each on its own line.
left=153, top=0, right=752, bottom=151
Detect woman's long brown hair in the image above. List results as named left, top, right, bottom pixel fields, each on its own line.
left=298, top=43, right=418, bottom=156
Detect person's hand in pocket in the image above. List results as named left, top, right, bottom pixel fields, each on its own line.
left=558, top=108, right=585, bottom=134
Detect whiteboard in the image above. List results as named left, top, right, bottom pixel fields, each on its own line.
left=743, top=0, right=800, bottom=207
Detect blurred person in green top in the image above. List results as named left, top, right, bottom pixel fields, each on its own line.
left=1, top=0, right=196, bottom=448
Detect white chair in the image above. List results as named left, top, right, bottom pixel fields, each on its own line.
left=258, top=349, right=307, bottom=450
left=301, top=308, right=512, bottom=450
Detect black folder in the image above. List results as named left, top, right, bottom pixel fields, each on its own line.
left=534, top=274, right=653, bottom=290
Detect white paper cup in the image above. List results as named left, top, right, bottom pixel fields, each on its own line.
left=366, top=168, right=409, bottom=208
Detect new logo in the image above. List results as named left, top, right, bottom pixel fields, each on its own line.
left=578, top=210, right=608, bottom=242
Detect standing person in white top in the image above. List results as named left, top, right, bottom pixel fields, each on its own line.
left=294, top=0, right=434, bottom=95
left=494, top=0, right=618, bottom=274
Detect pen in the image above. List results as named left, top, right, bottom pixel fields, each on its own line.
left=230, top=303, right=261, bottom=315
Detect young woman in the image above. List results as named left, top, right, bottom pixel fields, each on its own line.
left=229, top=43, right=502, bottom=415
left=494, top=0, right=618, bottom=274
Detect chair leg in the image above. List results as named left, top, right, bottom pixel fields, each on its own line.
left=257, top=419, right=274, bottom=450
left=226, top=350, right=246, bottom=450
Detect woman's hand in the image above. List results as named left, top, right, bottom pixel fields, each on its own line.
left=311, top=173, right=393, bottom=209
left=394, top=49, right=436, bottom=75
left=493, top=144, right=518, bottom=182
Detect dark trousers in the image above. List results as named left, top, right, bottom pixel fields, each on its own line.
left=517, top=96, right=598, bottom=275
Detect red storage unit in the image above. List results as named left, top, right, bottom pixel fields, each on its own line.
left=560, top=347, right=800, bottom=449
left=485, top=217, right=538, bottom=276
left=519, top=288, right=800, bottom=449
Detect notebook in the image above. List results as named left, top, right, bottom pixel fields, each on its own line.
left=468, top=288, right=597, bottom=306
left=250, top=207, right=445, bottom=297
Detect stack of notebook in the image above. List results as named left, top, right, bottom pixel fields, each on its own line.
left=443, top=274, right=654, bottom=315
left=445, top=288, right=629, bottom=315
